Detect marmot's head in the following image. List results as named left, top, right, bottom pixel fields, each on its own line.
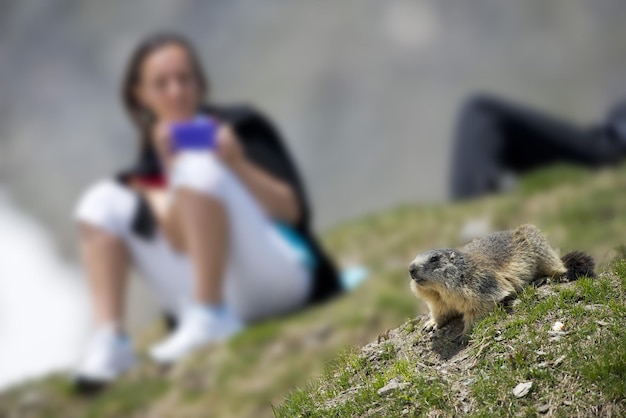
left=408, top=249, right=466, bottom=289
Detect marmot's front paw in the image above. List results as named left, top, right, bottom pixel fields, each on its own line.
left=422, top=318, right=438, bottom=332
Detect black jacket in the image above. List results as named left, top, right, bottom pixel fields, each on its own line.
left=116, top=104, right=342, bottom=304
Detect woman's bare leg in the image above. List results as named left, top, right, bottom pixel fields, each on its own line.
left=78, top=222, right=130, bottom=330
left=173, top=187, right=229, bottom=306
left=149, top=186, right=240, bottom=364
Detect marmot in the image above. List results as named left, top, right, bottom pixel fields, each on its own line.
left=408, top=224, right=595, bottom=337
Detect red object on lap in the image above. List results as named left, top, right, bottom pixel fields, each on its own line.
left=130, top=174, right=168, bottom=189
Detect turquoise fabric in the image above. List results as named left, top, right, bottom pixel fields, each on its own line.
left=274, top=222, right=317, bottom=269
left=339, top=266, right=370, bottom=290
left=274, top=222, right=371, bottom=291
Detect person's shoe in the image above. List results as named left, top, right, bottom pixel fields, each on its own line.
left=149, top=304, right=243, bottom=365
left=73, top=325, right=136, bottom=393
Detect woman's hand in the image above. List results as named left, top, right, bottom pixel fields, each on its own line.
left=215, top=124, right=246, bottom=171
left=215, top=124, right=302, bottom=223
left=151, top=118, right=247, bottom=176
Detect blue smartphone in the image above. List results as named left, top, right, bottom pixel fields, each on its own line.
left=170, top=116, right=218, bottom=152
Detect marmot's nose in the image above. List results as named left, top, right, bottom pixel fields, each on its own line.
left=408, top=263, right=418, bottom=280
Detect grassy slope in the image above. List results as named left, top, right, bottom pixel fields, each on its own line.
left=1, top=164, right=626, bottom=417
left=276, top=264, right=626, bottom=417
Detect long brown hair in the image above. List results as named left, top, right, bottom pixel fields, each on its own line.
left=121, top=32, right=209, bottom=151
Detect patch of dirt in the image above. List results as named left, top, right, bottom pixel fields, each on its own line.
left=365, top=315, right=475, bottom=412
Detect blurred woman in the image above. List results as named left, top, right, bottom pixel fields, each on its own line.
left=74, top=33, right=341, bottom=386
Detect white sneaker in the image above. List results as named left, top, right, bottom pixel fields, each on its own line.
left=149, top=304, right=243, bottom=365
left=75, top=325, right=137, bottom=383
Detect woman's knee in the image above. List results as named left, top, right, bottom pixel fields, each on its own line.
left=74, top=179, right=139, bottom=237
left=170, top=152, right=232, bottom=201
left=77, top=221, right=127, bottom=257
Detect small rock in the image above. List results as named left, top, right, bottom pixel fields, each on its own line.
left=552, top=321, right=564, bottom=332
left=563, top=400, right=573, bottom=406
left=596, top=320, right=610, bottom=326
left=459, top=217, right=492, bottom=243
left=552, top=355, right=566, bottom=367
left=536, top=404, right=550, bottom=414
left=377, top=378, right=409, bottom=396
left=535, top=350, right=547, bottom=356
left=512, top=381, right=533, bottom=398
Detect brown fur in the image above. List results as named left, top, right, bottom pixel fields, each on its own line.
left=408, top=224, right=592, bottom=338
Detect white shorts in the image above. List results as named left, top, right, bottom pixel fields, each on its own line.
left=74, top=152, right=312, bottom=323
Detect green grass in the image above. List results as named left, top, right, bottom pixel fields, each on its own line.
left=2, top=163, right=626, bottom=417
left=468, top=273, right=626, bottom=416
left=277, top=267, right=626, bottom=417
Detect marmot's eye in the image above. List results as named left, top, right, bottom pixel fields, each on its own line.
left=429, top=254, right=440, bottom=264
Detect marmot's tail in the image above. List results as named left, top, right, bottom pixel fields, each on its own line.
left=561, top=251, right=596, bottom=281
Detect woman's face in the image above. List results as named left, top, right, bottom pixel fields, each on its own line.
left=135, top=43, right=201, bottom=122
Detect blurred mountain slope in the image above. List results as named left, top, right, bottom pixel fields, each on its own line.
left=2, top=163, right=626, bottom=417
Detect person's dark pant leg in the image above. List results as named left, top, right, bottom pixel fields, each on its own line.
left=449, top=94, right=621, bottom=200
left=449, top=95, right=507, bottom=200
